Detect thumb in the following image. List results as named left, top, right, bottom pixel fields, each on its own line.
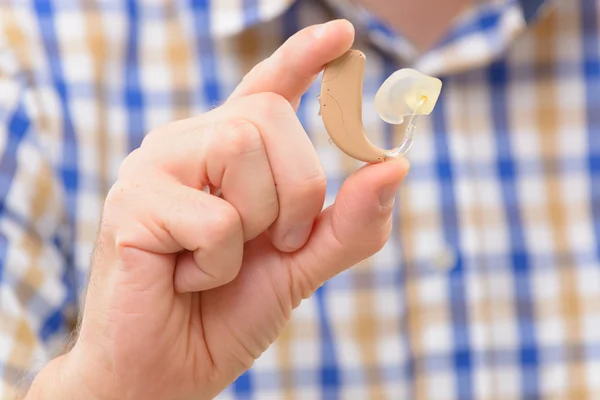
left=289, top=157, right=410, bottom=298
left=228, top=19, right=355, bottom=109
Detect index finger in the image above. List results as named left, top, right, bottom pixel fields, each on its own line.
left=139, top=19, right=355, bottom=147
left=228, top=19, right=355, bottom=109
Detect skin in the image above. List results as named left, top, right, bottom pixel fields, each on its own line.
left=24, top=20, right=410, bottom=400
left=352, top=0, right=473, bottom=52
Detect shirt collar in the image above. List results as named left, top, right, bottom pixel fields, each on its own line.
left=321, top=0, right=555, bottom=75
left=518, top=0, right=550, bottom=22
left=215, top=0, right=554, bottom=75
left=209, top=0, right=295, bottom=37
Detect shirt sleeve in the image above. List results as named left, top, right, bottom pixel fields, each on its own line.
left=0, top=40, right=76, bottom=400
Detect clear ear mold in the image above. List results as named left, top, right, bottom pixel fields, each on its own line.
left=374, top=68, right=442, bottom=125
left=376, top=69, right=442, bottom=158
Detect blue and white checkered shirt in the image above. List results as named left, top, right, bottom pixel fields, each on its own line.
left=2, top=0, right=600, bottom=398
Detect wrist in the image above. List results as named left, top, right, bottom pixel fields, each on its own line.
left=25, top=347, right=116, bottom=400
left=25, top=355, right=76, bottom=400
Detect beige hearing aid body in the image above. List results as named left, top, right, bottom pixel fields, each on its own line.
left=319, top=49, right=442, bottom=163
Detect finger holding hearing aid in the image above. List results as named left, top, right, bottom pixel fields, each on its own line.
left=210, top=94, right=328, bottom=252
left=139, top=93, right=327, bottom=252
left=220, top=18, right=356, bottom=249
left=228, top=19, right=356, bottom=109
left=135, top=19, right=356, bottom=253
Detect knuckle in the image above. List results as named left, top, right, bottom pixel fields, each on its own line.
left=261, top=196, right=280, bottom=227
left=101, top=180, right=137, bottom=239
left=289, top=165, right=327, bottom=200
left=220, top=258, right=242, bottom=285
left=117, top=148, right=147, bottom=179
left=168, top=191, right=192, bottom=224
left=140, top=125, right=167, bottom=148
left=222, top=118, right=264, bottom=157
left=304, top=167, right=328, bottom=194
left=104, top=180, right=129, bottom=211
left=205, top=201, right=242, bottom=247
left=246, top=195, right=279, bottom=240
left=289, top=255, right=322, bottom=304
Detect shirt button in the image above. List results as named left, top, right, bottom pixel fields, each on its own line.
left=431, top=243, right=456, bottom=271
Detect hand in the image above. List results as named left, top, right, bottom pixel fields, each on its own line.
left=26, top=20, right=410, bottom=400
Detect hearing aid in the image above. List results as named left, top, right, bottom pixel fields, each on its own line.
left=319, top=49, right=442, bottom=163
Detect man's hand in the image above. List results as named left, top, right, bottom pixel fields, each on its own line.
left=26, top=19, right=410, bottom=400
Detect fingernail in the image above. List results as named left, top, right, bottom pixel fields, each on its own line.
left=312, top=21, right=330, bottom=39
left=379, top=180, right=401, bottom=207
left=283, top=221, right=313, bottom=250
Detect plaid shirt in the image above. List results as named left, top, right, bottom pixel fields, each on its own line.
left=1, top=0, right=599, bottom=398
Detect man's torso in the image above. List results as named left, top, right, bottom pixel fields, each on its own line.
left=2, top=0, right=600, bottom=398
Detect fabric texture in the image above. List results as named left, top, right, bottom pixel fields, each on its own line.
left=3, top=0, right=600, bottom=398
